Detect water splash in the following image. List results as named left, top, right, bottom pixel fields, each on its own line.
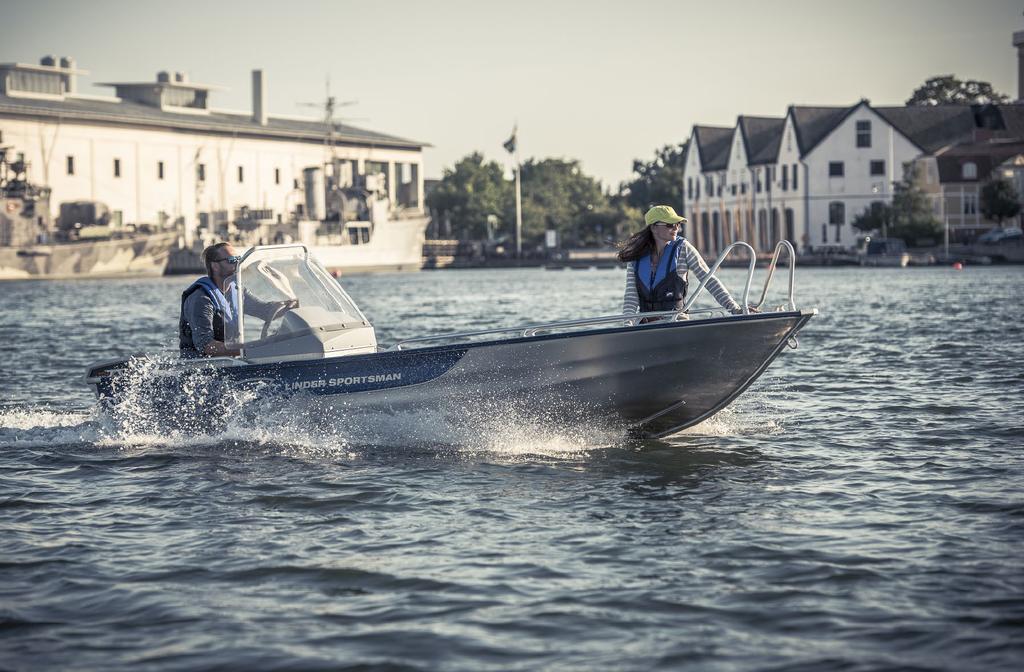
left=0, top=406, right=102, bottom=448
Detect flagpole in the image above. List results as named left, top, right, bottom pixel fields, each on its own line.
left=514, top=149, right=522, bottom=259
left=503, top=123, right=523, bottom=259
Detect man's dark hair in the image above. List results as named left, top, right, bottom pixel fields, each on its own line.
left=202, top=242, right=231, bottom=277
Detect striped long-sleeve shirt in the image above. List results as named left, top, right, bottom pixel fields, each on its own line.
left=622, top=238, right=741, bottom=315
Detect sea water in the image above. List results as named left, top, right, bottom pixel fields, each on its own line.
left=1, top=266, right=1022, bottom=670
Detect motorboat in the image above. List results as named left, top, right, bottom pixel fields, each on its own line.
left=85, top=241, right=815, bottom=439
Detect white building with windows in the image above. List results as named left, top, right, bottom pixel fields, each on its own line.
left=0, top=57, right=428, bottom=242
left=681, top=125, right=730, bottom=253
left=914, top=136, right=1024, bottom=241
left=679, top=100, right=1011, bottom=254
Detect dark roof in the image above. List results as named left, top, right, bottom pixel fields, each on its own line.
left=933, top=138, right=1024, bottom=183
left=692, top=125, right=732, bottom=171
left=789, top=105, right=856, bottom=155
left=739, top=116, right=785, bottom=164
left=874, top=105, right=977, bottom=153
left=986, top=103, right=1024, bottom=137
left=0, top=93, right=427, bottom=150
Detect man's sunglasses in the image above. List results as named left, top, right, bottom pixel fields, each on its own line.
left=212, top=255, right=243, bottom=264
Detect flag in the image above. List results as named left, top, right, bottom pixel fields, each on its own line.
left=503, top=126, right=517, bottom=154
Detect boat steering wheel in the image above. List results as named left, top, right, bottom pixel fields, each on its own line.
left=260, top=302, right=293, bottom=340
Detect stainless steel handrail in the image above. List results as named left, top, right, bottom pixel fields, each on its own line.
left=681, top=241, right=756, bottom=314
left=751, top=240, right=797, bottom=311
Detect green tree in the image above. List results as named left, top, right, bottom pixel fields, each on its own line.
left=851, top=167, right=941, bottom=245
left=851, top=201, right=893, bottom=234
left=980, top=179, right=1022, bottom=224
left=620, top=143, right=688, bottom=210
left=426, top=152, right=511, bottom=239
left=513, top=158, right=611, bottom=248
left=906, top=75, right=1009, bottom=106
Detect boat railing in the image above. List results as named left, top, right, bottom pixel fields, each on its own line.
left=389, top=241, right=799, bottom=351
left=680, top=242, right=756, bottom=314
left=751, top=240, right=797, bottom=312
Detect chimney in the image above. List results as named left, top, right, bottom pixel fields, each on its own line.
left=1015, top=30, right=1024, bottom=102
left=252, top=69, right=267, bottom=126
left=60, top=56, right=76, bottom=94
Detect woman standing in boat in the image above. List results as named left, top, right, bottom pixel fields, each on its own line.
left=619, top=205, right=744, bottom=318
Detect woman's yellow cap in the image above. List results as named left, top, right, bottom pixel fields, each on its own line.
left=644, top=205, right=687, bottom=226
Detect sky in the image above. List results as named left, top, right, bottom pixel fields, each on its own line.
left=2, top=0, right=1021, bottom=188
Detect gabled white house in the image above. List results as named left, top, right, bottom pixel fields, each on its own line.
left=680, top=125, right=730, bottom=250
left=683, top=117, right=783, bottom=256
left=680, top=100, right=990, bottom=255
left=796, top=101, right=921, bottom=249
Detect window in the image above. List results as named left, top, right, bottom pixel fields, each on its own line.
left=731, top=185, right=737, bottom=196
left=741, top=182, right=747, bottom=195
left=113, top=158, right=121, bottom=178
left=829, top=162, right=844, bottom=177
left=238, top=166, right=244, bottom=183
left=856, top=120, right=871, bottom=148
left=781, top=165, right=789, bottom=191
left=829, top=201, right=845, bottom=225
left=755, top=169, right=762, bottom=193
left=963, top=193, right=978, bottom=215
left=829, top=201, right=845, bottom=242
left=821, top=223, right=828, bottom=244
left=870, top=160, right=885, bottom=176
left=792, top=163, right=798, bottom=189
left=158, top=161, right=165, bottom=180
left=717, top=173, right=723, bottom=197
left=696, top=180, right=701, bottom=200
left=66, top=155, right=75, bottom=175
left=274, top=168, right=281, bottom=185
left=687, top=177, right=693, bottom=200
left=962, top=162, right=977, bottom=180
left=197, top=163, right=206, bottom=182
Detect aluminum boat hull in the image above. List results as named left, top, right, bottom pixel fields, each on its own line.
left=88, top=310, right=814, bottom=439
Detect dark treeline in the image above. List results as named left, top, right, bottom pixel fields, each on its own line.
left=426, top=144, right=686, bottom=250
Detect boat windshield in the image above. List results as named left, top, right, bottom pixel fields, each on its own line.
left=230, top=245, right=368, bottom=346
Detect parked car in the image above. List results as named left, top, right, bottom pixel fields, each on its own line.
left=977, top=226, right=1023, bottom=244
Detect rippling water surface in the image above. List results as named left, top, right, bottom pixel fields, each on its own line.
left=1, top=266, right=1022, bottom=671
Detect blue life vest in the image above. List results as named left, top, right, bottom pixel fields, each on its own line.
left=635, top=238, right=688, bottom=312
left=178, top=277, right=234, bottom=357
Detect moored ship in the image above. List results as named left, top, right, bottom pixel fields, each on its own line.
left=0, top=147, right=175, bottom=280
left=166, top=159, right=428, bottom=276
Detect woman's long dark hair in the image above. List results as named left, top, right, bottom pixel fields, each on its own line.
left=617, top=225, right=656, bottom=262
